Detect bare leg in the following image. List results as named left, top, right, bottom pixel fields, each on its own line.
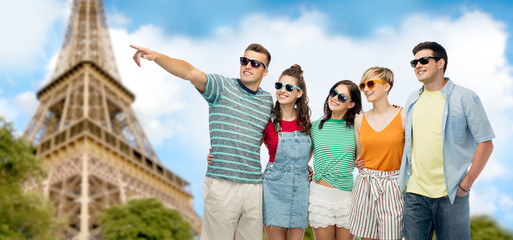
left=265, top=225, right=287, bottom=240
left=286, top=228, right=306, bottom=240
left=313, top=225, right=336, bottom=240
left=335, top=227, right=353, bottom=240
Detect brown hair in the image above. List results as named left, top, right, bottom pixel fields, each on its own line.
left=245, top=43, right=271, bottom=67
left=319, top=80, right=362, bottom=129
left=412, top=41, right=448, bottom=72
left=272, top=64, right=312, bottom=134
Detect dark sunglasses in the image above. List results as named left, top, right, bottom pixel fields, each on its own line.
left=329, top=88, right=352, bottom=103
left=359, top=80, right=388, bottom=91
left=275, top=82, right=301, bottom=92
left=410, top=56, right=441, bottom=68
left=240, top=57, right=267, bottom=69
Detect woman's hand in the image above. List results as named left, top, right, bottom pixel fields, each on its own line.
left=355, top=155, right=364, bottom=171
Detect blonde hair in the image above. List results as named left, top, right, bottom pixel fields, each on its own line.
left=360, top=66, right=394, bottom=92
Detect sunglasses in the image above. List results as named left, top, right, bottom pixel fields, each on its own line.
left=329, top=88, right=352, bottom=103
left=359, top=80, right=388, bottom=91
left=240, top=57, right=267, bottom=69
left=410, top=56, right=441, bottom=68
left=275, top=82, right=301, bottom=92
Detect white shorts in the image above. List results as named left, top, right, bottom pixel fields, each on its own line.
left=349, top=168, right=404, bottom=239
left=308, top=181, right=352, bottom=229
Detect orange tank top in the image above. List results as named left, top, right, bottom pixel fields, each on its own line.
left=360, top=110, right=405, bottom=171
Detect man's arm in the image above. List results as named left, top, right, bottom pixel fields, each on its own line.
left=130, top=45, right=207, bottom=92
left=458, top=140, right=494, bottom=195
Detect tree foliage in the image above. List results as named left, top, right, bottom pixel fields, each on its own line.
left=99, top=198, right=193, bottom=240
left=431, top=216, right=513, bottom=240
left=0, top=118, right=64, bottom=240
left=470, top=216, right=513, bottom=240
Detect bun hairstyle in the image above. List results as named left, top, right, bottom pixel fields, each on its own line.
left=272, top=64, right=312, bottom=134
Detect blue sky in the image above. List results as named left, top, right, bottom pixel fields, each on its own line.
left=1, top=0, right=513, bottom=231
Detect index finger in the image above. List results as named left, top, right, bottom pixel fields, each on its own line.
left=130, top=44, right=142, bottom=51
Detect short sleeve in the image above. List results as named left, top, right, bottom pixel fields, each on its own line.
left=464, top=93, right=495, bottom=143
left=201, top=73, right=228, bottom=105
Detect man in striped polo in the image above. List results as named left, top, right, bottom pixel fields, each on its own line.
left=131, top=43, right=273, bottom=240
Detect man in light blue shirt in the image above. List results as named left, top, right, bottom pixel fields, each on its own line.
left=398, top=41, right=495, bottom=240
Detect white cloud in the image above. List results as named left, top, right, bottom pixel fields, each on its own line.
left=0, top=0, right=69, bottom=70
left=478, top=156, right=510, bottom=182
left=471, top=187, right=499, bottom=216
left=108, top=10, right=131, bottom=28
left=0, top=98, right=18, bottom=122
left=14, top=92, right=38, bottom=117
left=105, top=8, right=513, bottom=218
left=110, top=8, right=513, bottom=153
left=499, top=194, right=513, bottom=209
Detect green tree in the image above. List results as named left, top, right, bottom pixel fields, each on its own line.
left=99, top=198, right=193, bottom=240
left=0, top=118, right=64, bottom=240
left=470, top=216, right=513, bottom=240
left=431, top=216, right=513, bottom=240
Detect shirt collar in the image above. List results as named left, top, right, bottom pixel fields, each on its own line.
left=237, top=79, right=258, bottom=95
left=416, top=77, right=454, bottom=97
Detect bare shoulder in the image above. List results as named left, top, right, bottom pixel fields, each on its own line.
left=355, top=113, right=364, bottom=123
left=355, top=113, right=363, bottom=128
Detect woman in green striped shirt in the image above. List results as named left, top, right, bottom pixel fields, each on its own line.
left=309, top=80, right=362, bottom=240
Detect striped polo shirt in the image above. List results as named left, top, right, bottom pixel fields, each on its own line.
left=311, top=119, right=356, bottom=191
left=202, top=73, right=273, bottom=183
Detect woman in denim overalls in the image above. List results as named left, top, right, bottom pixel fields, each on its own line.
left=262, top=64, right=312, bottom=240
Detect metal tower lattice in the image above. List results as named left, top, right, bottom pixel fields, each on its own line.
left=24, top=0, right=202, bottom=238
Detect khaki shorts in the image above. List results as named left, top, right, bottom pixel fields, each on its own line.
left=200, top=177, right=263, bottom=240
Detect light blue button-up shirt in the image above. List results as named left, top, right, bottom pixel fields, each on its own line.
left=398, top=78, right=495, bottom=203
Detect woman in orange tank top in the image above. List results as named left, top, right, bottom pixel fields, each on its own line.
left=349, top=67, right=406, bottom=240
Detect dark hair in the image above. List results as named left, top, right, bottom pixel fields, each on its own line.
left=245, top=43, right=271, bottom=67
left=272, top=64, right=312, bottom=134
left=412, top=41, right=448, bottom=72
left=319, top=80, right=362, bottom=129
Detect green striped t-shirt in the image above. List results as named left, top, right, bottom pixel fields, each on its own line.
left=202, top=73, right=273, bottom=183
left=311, top=119, right=356, bottom=191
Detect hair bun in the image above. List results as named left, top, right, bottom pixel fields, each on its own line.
left=291, top=64, right=303, bottom=74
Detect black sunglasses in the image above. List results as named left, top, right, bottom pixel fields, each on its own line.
left=410, top=56, right=441, bottom=68
left=275, top=82, right=301, bottom=92
left=329, top=88, right=352, bottom=103
left=240, top=57, right=267, bottom=69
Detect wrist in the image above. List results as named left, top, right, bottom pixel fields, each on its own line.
left=459, top=183, right=470, bottom=193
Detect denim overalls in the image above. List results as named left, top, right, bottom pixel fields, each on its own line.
left=262, top=130, right=312, bottom=229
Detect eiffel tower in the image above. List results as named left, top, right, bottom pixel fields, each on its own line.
left=23, top=0, right=201, bottom=238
